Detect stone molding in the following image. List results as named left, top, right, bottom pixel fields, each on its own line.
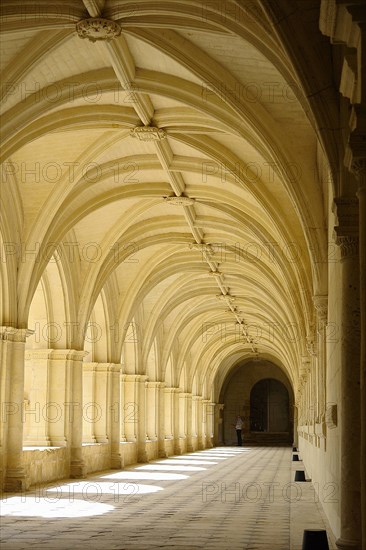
left=25, top=348, right=86, bottom=361
left=0, top=327, right=34, bottom=343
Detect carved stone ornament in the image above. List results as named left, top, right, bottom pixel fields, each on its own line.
left=164, top=196, right=195, bottom=206
left=335, top=235, right=359, bottom=259
left=130, top=126, right=166, bottom=141
left=313, top=295, right=328, bottom=322
left=76, top=18, right=121, bottom=42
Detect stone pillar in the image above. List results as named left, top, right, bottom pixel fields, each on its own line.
left=293, top=405, right=299, bottom=448
left=183, top=393, right=193, bottom=452
left=124, top=374, right=138, bottom=443
left=23, top=349, right=52, bottom=446
left=214, top=403, right=224, bottom=446
left=120, top=373, right=127, bottom=442
left=1, top=327, right=33, bottom=492
left=136, top=375, right=148, bottom=463
left=82, top=362, right=97, bottom=444
left=69, top=350, right=88, bottom=478
left=164, top=387, right=174, bottom=447
left=146, top=382, right=159, bottom=441
left=110, top=364, right=122, bottom=469
left=335, top=197, right=361, bottom=550
left=157, top=382, right=167, bottom=458
left=203, top=399, right=213, bottom=448
left=93, top=363, right=110, bottom=444
left=173, top=388, right=182, bottom=455
left=313, top=296, right=328, bottom=423
left=354, top=160, right=366, bottom=548
left=196, top=396, right=204, bottom=450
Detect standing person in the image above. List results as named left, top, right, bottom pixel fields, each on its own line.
left=234, top=415, right=243, bottom=446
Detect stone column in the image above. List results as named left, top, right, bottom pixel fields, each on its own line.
left=183, top=393, right=194, bottom=452
left=146, top=382, right=159, bottom=441
left=164, top=387, right=174, bottom=447
left=313, top=296, right=328, bottom=423
left=157, top=382, right=167, bottom=458
left=136, top=375, right=148, bottom=463
left=110, top=364, right=122, bottom=469
left=69, top=350, right=88, bottom=478
left=82, top=362, right=97, bottom=444
left=120, top=373, right=127, bottom=442
left=94, top=363, right=110, bottom=444
left=203, top=399, right=213, bottom=448
left=124, top=374, right=138, bottom=443
left=1, top=327, right=33, bottom=491
left=23, top=349, right=52, bottom=446
left=196, top=396, right=204, bottom=450
left=173, top=388, right=182, bottom=455
left=214, top=403, right=224, bottom=446
left=354, top=160, right=366, bottom=548
left=334, top=197, right=361, bottom=550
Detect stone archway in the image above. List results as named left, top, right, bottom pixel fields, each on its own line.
left=220, top=360, right=294, bottom=446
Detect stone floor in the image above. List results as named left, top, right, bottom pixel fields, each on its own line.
left=0, top=447, right=336, bottom=549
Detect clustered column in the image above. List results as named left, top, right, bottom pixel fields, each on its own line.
left=1, top=327, right=33, bottom=491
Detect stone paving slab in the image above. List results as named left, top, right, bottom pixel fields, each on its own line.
left=0, top=447, right=336, bottom=549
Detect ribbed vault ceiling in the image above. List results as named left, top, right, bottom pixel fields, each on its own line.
left=0, top=0, right=329, bottom=398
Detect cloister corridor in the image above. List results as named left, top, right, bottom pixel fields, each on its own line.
left=0, top=447, right=336, bottom=550
left=1, top=0, right=366, bottom=549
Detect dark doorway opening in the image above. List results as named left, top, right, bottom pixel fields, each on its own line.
left=249, top=379, right=291, bottom=444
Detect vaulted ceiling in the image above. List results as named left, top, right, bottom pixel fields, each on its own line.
left=0, top=0, right=333, bottom=396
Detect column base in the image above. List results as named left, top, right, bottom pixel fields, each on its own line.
left=173, top=440, right=182, bottom=455
left=137, top=445, right=148, bottom=464
left=158, top=443, right=168, bottom=458
left=70, top=460, right=87, bottom=478
left=4, top=470, right=29, bottom=492
left=336, top=537, right=360, bottom=549
left=111, top=452, right=123, bottom=470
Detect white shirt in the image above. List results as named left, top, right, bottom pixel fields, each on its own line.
left=235, top=418, right=243, bottom=429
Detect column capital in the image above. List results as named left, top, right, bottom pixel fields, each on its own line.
left=146, top=381, right=162, bottom=389
left=192, top=395, right=204, bottom=401
left=25, top=348, right=54, bottom=360
left=336, top=235, right=359, bottom=259
left=24, top=348, right=87, bottom=361
left=124, top=374, right=147, bottom=382
left=0, top=326, right=34, bottom=342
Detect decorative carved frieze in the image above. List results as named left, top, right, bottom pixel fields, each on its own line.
left=76, top=18, right=121, bottom=42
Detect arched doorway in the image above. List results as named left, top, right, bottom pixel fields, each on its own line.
left=250, top=379, right=291, bottom=443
